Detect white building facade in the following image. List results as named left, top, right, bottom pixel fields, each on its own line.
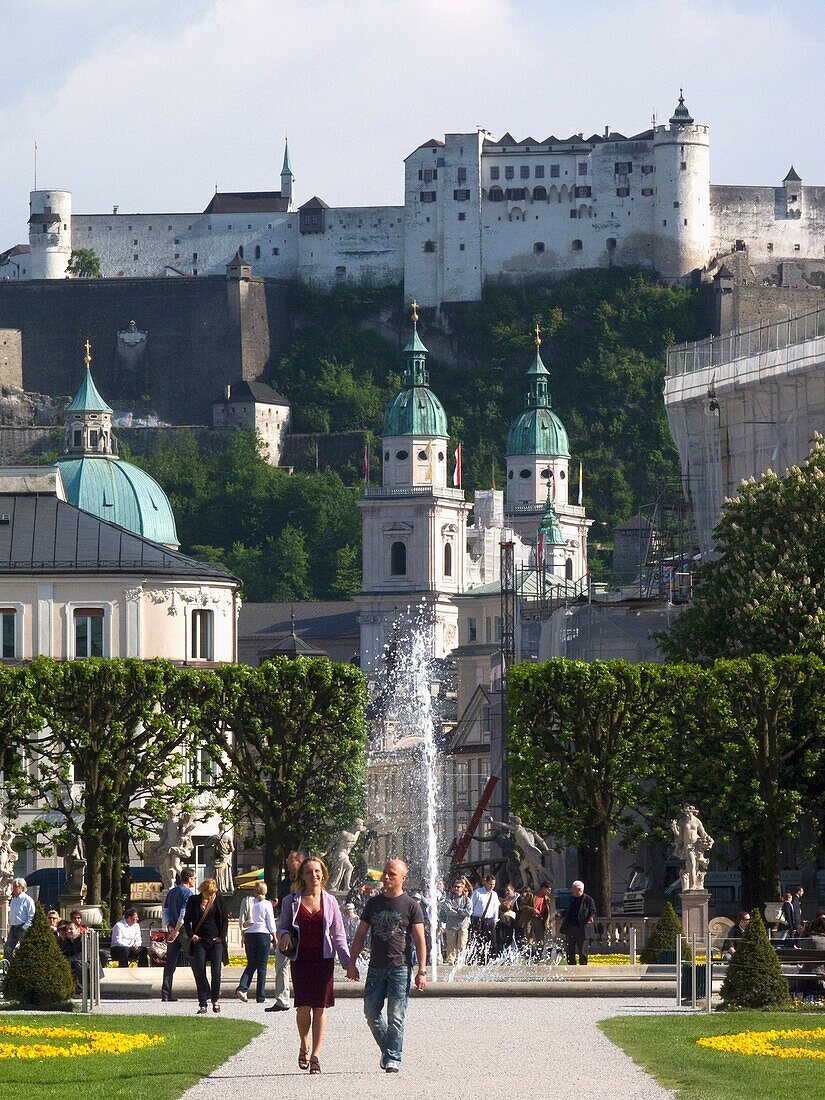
left=6, top=97, right=825, bottom=306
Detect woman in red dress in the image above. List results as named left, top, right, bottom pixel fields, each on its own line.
left=277, top=856, right=353, bottom=1074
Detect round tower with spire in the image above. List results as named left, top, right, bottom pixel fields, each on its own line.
left=653, top=90, right=711, bottom=278
left=356, top=303, right=470, bottom=675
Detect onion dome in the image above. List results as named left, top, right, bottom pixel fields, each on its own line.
left=670, top=90, right=694, bottom=125
left=538, top=488, right=566, bottom=547
left=381, top=301, right=448, bottom=438
left=506, top=326, right=569, bottom=457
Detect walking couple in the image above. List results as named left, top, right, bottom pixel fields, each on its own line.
left=276, top=855, right=427, bottom=1074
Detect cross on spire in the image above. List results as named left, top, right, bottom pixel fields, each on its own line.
left=84, top=339, right=92, bottom=369
left=411, top=299, right=419, bottom=325
left=534, top=322, right=541, bottom=348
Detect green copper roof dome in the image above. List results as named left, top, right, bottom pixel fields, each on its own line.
left=66, top=366, right=112, bottom=413
left=381, top=307, right=449, bottom=438
left=538, top=491, right=566, bottom=547
left=506, top=334, right=569, bottom=457
left=55, top=455, right=180, bottom=548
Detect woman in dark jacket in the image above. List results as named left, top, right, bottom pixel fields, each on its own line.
left=183, top=877, right=229, bottom=1014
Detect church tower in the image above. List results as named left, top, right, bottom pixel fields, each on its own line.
left=504, top=327, right=591, bottom=580
left=357, top=303, right=470, bottom=676
left=280, top=138, right=294, bottom=211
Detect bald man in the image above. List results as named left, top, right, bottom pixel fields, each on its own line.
left=347, top=859, right=426, bottom=1073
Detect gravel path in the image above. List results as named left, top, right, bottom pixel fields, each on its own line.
left=98, top=994, right=682, bottom=1099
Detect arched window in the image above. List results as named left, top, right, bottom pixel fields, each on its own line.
left=565, top=559, right=574, bottom=581
left=606, top=237, right=617, bottom=250
left=254, top=244, right=261, bottom=259
left=533, top=186, right=547, bottom=201
left=390, top=541, right=407, bottom=576
left=444, top=542, right=453, bottom=577
left=572, top=239, right=583, bottom=251
left=488, top=186, right=505, bottom=203
left=238, top=245, right=244, bottom=259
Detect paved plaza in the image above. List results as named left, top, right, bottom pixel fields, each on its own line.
left=99, top=995, right=679, bottom=1100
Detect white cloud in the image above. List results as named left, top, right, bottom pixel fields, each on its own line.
left=1, top=0, right=823, bottom=248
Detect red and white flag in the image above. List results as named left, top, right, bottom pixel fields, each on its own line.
left=363, top=441, right=370, bottom=485
left=453, top=443, right=462, bottom=488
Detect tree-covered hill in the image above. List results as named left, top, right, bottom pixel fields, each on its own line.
left=134, top=271, right=709, bottom=600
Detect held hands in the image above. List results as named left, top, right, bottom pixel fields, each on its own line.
left=346, top=962, right=360, bottom=981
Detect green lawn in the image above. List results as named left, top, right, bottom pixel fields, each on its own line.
left=600, top=1012, right=825, bottom=1099
left=0, top=1013, right=262, bottom=1100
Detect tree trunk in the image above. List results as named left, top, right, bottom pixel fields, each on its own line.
left=264, top=817, right=285, bottom=900
left=739, top=831, right=781, bottom=911
left=82, top=805, right=103, bottom=905
left=581, top=823, right=612, bottom=916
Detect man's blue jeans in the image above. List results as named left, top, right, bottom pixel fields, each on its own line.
left=363, top=964, right=411, bottom=1064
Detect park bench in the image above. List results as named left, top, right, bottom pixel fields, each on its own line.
left=775, top=947, right=825, bottom=965
left=775, top=946, right=825, bottom=990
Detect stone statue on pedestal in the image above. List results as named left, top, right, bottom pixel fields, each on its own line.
left=670, top=804, right=714, bottom=892
left=63, top=836, right=87, bottom=899
left=326, top=819, right=366, bottom=893
left=209, top=823, right=235, bottom=895
left=0, top=814, right=17, bottom=898
left=155, top=809, right=197, bottom=891
left=488, top=814, right=551, bottom=888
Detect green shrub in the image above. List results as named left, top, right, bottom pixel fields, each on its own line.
left=720, top=909, right=790, bottom=1008
left=4, top=904, right=75, bottom=1006
left=640, top=901, right=691, bottom=963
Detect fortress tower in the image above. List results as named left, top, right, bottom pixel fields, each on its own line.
left=280, top=138, right=294, bottom=212
left=652, top=92, right=711, bottom=278
left=27, top=189, right=72, bottom=279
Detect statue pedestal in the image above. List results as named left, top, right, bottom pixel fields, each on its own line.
left=680, top=890, right=710, bottom=943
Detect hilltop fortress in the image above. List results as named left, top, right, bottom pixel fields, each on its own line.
left=3, top=94, right=825, bottom=308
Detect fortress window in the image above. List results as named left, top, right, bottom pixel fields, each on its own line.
left=533, top=242, right=545, bottom=253
left=490, top=167, right=500, bottom=180
left=457, top=167, right=467, bottom=183
left=767, top=242, right=773, bottom=251
left=459, top=243, right=465, bottom=251
left=570, top=210, right=578, bottom=219
left=616, top=187, right=630, bottom=197
left=520, top=166, right=530, bottom=179
left=272, top=247, right=279, bottom=255
left=642, top=188, right=653, bottom=197
left=795, top=243, right=801, bottom=251
left=193, top=251, right=198, bottom=260
left=420, top=191, right=436, bottom=203
left=255, top=245, right=261, bottom=259
left=550, top=165, right=560, bottom=178
left=423, top=168, right=434, bottom=183
left=533, top=186, right=547, bottom=200
left=535, top=165, right=545, bottom=179
left=174, top=253, right=180, bottom=259
left=578, top=163, right=588, bottom=176
left=444, top=542, right=453, bottom=577
left=248, top=224, right=252, bottom=229
left=133, top=254, right=138, bottom=261
left=133, top=239, right=138, bottom=245
left=423, top=240, right=437, bottom=253
left=614, top=162, right=632, bottom=175
left=505, top=166, right=515, bottom=180
left=575, top=186, right=591, bottom=198
left=684, top=219, right=688, bottom=226
left=571, top=239, right=583, bottom=251
left=606, top=238, right=617, bottom=250
left=453, top=189, right=470, bottom=201
left=458, top=212, right=466, bottom=221
left=174, top=238, right=179, bottom=244
left=488, top=187, right=505, bottom=202
left=641, top=165, right=654, bottom=175
left=680, top=162, right=687, bottom=170
left=673, top=202, right=680, bottom=209
left=507, top=188, right=526, bottom=201
left=193, top=269, right=198, bottom=275
left=390, top=542, right=407, bottom=577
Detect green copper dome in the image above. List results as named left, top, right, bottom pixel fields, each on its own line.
left=381, top=318, right=449, bottom=438
left=506, top=343, right=569, bottom=457
left=66, top=367, right=112, bottom=413
left=55, top=456, right=179, bottom=548
left=538, top=491, right=566, bottom=547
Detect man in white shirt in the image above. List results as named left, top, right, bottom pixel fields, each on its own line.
left=469, top=875, right=500, bottom=962
left=110, top=908, right=149, bottom=967
left=4, top=878, right=35, bottom=959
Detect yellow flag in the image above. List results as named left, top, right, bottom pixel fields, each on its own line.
left=426, top=441, right=434, bottom=482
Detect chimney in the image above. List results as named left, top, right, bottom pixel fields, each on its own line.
left=225, top=385, right=231, bottom=401
left=113, top=205, right=119, bottom=215
left=604, top=125, right=609, bottom=139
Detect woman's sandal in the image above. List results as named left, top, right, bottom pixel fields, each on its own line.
left=309, top=1056, right=321, bottom=1075
left=298, top=1046, right=310, bottom=1071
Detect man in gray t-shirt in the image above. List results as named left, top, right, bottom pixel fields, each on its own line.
left=347, top=859, right=426, bottom=1073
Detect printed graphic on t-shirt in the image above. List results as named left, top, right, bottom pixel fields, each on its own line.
left=371, top=908, right=403, bottom=942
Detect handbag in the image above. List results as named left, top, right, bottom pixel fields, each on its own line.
left=185, top=897, right=214, bottom=957
left=280, top=929, right=299, bottom=960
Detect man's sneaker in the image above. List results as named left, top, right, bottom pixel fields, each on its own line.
left=385, top=1060, right=401, bottom=1073
left=379, top=1054, right=387, bottom=1070
left=235, top=989, right=248, bottom=1002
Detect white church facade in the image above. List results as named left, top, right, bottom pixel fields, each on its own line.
left=5, top=95, right=825, bottom=307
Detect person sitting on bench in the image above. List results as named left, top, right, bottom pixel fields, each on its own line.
left=110, top=909, right=149, bottom=967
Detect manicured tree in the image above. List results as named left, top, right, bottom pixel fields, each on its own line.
left=508, top=659, right=668, bottom=915
left=66, top=247, right=101, bottom=278
left=4, top=905, right=75, bottom=1006
left=24, top=658, right=201, bottom=913
left=720, top=909, right=790, bottom=1009
left=198, top=657, right=367, bottom=897
left=639, top=902, right=690, bottom=963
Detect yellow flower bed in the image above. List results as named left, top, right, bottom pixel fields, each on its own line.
left=0, top=1024, right=164, bottom=1060
left=698, top=1027, right=825, bottom=1060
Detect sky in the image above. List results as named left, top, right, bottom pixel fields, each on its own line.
left=2, top=0, right=824, bottom=250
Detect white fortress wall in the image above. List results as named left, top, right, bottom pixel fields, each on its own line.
left=296, top=205, right=403, bottom=285
left=709, top=185, right=825, bottom=265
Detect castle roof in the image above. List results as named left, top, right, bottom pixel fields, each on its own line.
left=299, top=196, right=330, bottom=210
left=213, top=380, right=290, bottom=406
left=670, top=91, right=694, bottom=125
left=28, top=212, right=61, bottom=226
left=203, top=191, right=289, bottom=214
left=407, top=138, right=445, bottom=158
left=281, top=139, right=293, bottom=177
left=784, top=165, right=802, bottom=183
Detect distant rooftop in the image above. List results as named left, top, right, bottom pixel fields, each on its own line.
left=203, top=191, right=289, bottom=215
